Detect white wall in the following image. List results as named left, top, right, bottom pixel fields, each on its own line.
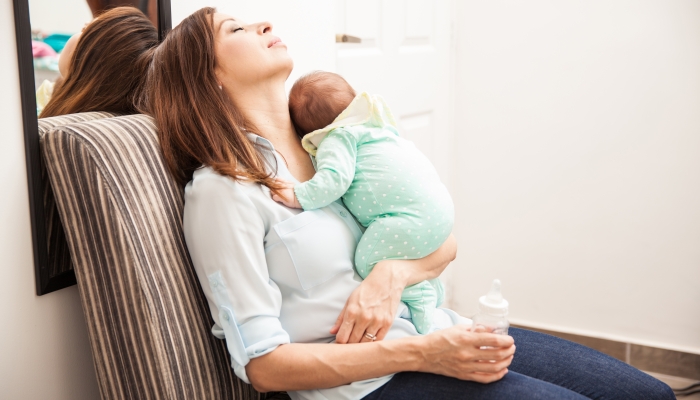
left=171, top=0, right=337, bottom=93
left=0, top=2, right=99, bottom=399
left=451, top=0, right=700, bottom=354
left=29, top=0, right=92, bottom=34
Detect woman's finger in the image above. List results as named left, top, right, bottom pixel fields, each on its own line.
left=359, top=321, right=383, bottom=343
left=335, top=317, right=355, bottom=344
left=359, top=333, right=373, bottom=343
left=475, top=344, right=516, bottom=361
left=470, top=355, right=514, bottom=374
left=330, top=303, right=347, bottom=335
left=465, top=368, right=509, bottom=384
left=347, top=315, right=371, bottom=344
left=472, top=333, right=514, bottom=349
left=375, top=325, right=389, bottom=341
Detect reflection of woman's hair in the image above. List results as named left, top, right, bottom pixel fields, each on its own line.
left=140, top=7, right=282, bottom=192
left=40, top=7, right=157, bottom=118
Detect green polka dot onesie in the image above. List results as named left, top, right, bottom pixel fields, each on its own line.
left=294, top=92, right=454, bottom=334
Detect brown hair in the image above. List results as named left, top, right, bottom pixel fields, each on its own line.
left=140, top=7, right=283, bottom=191
left=40, top=7, right=157, bottom=118
left=288, top=71, right=356, bottom=136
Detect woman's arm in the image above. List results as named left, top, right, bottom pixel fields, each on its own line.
left=247, top=325, right=514, bottom=393
left=395, top=233, right=458, bottom=285
left=184, top=171, right=291, bottom=383
left=331, top=234, right=457, bottom=343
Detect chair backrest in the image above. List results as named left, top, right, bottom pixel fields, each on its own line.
left=41, top=114, right=270, bottom=400
left=38, top=112, right=118, bottom=280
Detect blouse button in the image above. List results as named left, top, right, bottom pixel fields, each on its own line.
left=224, top=313, right=230, bottom=321
left=340, top=211, right=348, bottom=218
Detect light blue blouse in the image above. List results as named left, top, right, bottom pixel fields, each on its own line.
left=183, top=134, right=469, bottom=400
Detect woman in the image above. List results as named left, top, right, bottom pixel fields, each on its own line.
left=143, top=7, right=674, bottom=400
left=39, top=7, right=157, bottom=118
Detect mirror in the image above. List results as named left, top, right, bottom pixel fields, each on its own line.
left=12, top=0, right=171, bottom=295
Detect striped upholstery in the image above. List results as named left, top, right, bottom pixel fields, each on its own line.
left=41, top=114, right=289, bottom=400
left=37, top=112, right=118, bottom=279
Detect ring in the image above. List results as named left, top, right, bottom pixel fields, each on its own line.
left=364, top=332, right=377, bottom=341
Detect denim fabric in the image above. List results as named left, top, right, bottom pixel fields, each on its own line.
left=363, top=328, right=675, bottom=399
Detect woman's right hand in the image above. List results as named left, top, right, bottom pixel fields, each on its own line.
left=416, top=325, right=516, bottom=383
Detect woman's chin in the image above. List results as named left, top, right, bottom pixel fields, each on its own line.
left=280, top=58, right=294, bottom=78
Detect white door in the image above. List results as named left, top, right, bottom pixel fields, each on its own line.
left=334, top=0, right=457, bottom=303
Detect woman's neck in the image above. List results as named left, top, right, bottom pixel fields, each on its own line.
left=228, top=81, right=296, bottom=148
left=227, top=79, right=317, bottom=182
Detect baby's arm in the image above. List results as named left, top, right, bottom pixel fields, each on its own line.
left=275, top=129, right=359, bottom=210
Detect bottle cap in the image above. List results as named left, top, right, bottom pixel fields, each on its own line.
left=478, top=279, right=509, bottom=317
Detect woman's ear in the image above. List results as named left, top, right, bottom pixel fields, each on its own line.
left=213, top=67, right=223, bottom=90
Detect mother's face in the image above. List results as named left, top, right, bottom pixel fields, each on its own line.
left=212, top=13, right=293, bottom=89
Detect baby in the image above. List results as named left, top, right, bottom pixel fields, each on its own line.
left=274, top=71, right=454, bottom=334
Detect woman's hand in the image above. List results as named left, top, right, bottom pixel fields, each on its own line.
left=417, top=325, right=516, bottom=383
left=331, top=235, right=458, bottom=344
left=331, top=259, right=405, bottom=344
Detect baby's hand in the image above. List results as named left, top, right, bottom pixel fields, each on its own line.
left=271, top=179, right=302, bottom=209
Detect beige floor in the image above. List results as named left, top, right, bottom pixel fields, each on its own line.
left=646, top=371, right=700, bottom=399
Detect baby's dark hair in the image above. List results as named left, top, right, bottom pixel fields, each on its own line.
left=289, top=71, right=356, bottom=136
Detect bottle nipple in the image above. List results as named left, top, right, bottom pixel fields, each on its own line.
left=485, top=279, right=503, bottom=304
left=478, top=279, right=509, bottom=316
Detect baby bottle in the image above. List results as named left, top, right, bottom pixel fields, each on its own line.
left=471, top=279, right=509, bottom=335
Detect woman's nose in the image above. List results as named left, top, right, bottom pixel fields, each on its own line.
left=256, top=21, right=273, bottom=34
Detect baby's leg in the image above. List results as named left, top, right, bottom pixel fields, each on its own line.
left=353, top=220, right=386, bottom=278
left=429, top=278, right=445, bottom=307
left=401, top=280, right=438, bottom=334
left=354, top=217, right=442, bottom=334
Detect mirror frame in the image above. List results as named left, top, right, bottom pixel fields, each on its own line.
left=13, top=0, right=171, bottom=295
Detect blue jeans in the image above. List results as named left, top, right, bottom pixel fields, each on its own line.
left=363, top=328, right=674, bottom=399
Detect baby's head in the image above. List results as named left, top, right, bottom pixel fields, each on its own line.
left=289, top=71, right=356, bottom=135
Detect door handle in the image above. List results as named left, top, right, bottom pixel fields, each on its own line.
left=335, top=34, right=362, bottom=43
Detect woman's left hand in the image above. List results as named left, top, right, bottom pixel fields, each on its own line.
left=330, top=260, right=406, bottom=344
left=331, top=234, right=456, bottom=344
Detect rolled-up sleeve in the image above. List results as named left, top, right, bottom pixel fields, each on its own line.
left=183, top=170, right=290, bottom=383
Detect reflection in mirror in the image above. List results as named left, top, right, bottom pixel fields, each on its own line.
left=15, top=0, right=167, bottom=295
left=30, top=0, right=159, bottom=116
left=30, top=0, right=89, bottom=115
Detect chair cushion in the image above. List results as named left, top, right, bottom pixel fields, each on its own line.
left=42, top=114, right=284, bottom=399
left=38, top=112, right=118, bottom=281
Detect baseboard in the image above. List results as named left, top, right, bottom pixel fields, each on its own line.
left=511, top=323, right=700, bottom=381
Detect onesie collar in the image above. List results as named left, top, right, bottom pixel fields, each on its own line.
left=300, top=92, right=398, bottom=156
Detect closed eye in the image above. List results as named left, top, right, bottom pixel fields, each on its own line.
left=231, top=27, right=243, bottom=33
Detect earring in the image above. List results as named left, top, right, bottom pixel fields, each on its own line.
left=218, top=83, right=223, bottom=90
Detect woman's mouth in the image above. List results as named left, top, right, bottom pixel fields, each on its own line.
left=268, top=37, right=283, bottom=48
